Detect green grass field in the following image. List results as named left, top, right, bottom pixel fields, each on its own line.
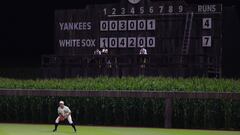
left=0, top=124, right=239, bottom=135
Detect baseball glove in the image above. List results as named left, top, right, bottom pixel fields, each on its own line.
left=59, top=115, right=65, bottom=121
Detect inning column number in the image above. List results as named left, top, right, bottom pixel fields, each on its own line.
left=102, top=5, right=186, bottom=15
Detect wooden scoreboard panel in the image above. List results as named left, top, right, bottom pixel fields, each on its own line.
left=53, top=0, right=222, bottom=77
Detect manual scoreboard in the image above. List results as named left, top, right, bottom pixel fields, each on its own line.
left=55, top=0, right=222, bottom=54
left=52, top=0, right=222, bottom=77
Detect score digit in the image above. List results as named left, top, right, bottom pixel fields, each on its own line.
left=202, top=36, right=212, bottom=47
left=203, top=18, right=212, bottom=29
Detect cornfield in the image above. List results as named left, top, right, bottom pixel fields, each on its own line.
left=0, top=77, right=239, bottom=92
left=0, top=96, right=239, bottom=129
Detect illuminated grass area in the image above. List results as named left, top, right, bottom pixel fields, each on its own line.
left=0, top=77, right=240, bottom=92
left=0, top=124, right=239, bottom=135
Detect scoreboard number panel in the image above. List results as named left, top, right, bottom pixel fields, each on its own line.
left=137, top=37, right=146, bottom=47
left=128, top=20, right=137, bottom=30
left=128, top=37, right=137, bottom=48
left=100, top=21, right=108, bottom=31
left=147, top=37, right=155, bottom=48
left=119, top=20, right=127, bottom=31
left=119, top=37, right=127, bottom=48
left=202, top=36, right=212, bottom=47
left=138, top=20, right=146, bottom=30
left=100, top=38, right=108, bottom=48
left=109, top=21, right=118, bottom=31
left=109, top=38, right=118, bottom=48
left=147, top=20, right=156, bottom=30
left=203, top=18, right=212, bottom=29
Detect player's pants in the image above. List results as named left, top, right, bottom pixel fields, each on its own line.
left=55, top=115, right=73, bottom=124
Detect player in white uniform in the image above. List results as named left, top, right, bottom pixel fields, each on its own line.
left=53, top=101, right=77, bottom=132
left=139, top=47, right=147, bottom=55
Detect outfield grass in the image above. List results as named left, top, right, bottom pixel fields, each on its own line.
left=0, top=77, right=240, bottom=92
left=0, top=124, right=239, bottom=135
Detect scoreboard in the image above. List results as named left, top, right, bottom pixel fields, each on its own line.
left=55, top=0, right=222, bottom=54
left=52, top=0, right=223, bottom=77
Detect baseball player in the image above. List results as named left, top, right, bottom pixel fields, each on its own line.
left=53, top=101, right=77, bottom=132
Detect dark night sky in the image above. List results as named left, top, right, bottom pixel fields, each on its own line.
left=1, top=0, right=240, bottom=77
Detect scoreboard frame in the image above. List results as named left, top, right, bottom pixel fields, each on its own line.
left=42, top=0, right=223, bottom=78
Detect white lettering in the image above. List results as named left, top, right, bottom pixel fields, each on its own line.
left=59, top=39, right=95, bottom=47
left=59, top=22, right=92, bottom=31
left=198, top=5, right=217, bottom=13
left=59, top=23, right=64, bottom=30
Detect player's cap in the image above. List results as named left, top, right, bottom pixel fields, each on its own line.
left=59, top=101, right=64, bottom=104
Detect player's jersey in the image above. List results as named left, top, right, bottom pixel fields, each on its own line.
left=58, top=105, right=71, bottom=116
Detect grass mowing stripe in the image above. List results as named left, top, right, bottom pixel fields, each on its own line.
left=0, top=124, right=239, bottom=135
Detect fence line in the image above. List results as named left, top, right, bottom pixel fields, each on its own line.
left=1, top=89, right=240, bottom=128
